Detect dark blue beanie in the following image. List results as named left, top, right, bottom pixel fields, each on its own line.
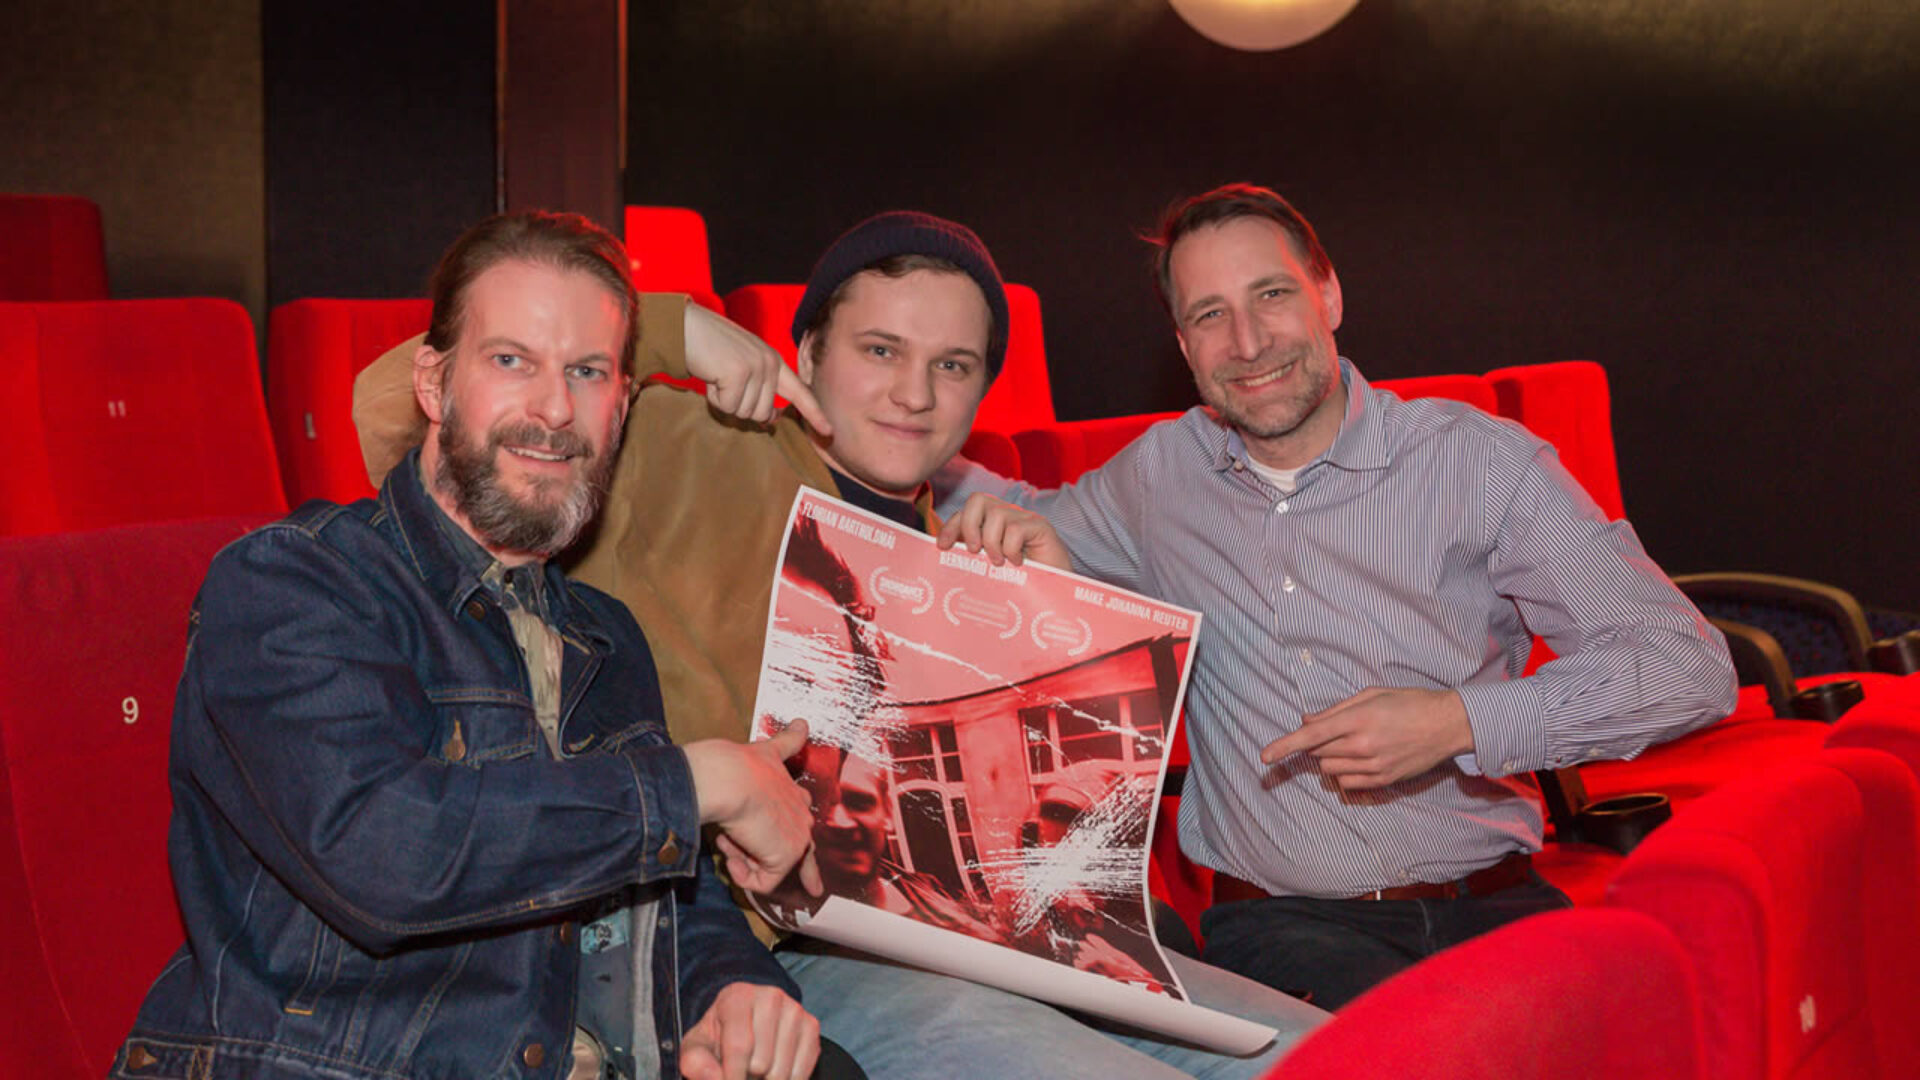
left=789, top=211, right=1009, bottom=380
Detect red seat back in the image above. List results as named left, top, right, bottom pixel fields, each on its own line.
left=1485, top=360, right=1626, bottom=520
left=1374, top=371, right=1498, bottom=414
left=266, top=298, right=432, bottom=506
left=1605, top=756, right=1890, bottom=1077
left=624, top=205, right=723, bottom=314
left=0, top=300, right=286, bottom=536
left=0, top=515, right=274, bottom=1078
left=1826, top=692, right=1920, bottom=782
left=0, top=194, right=109, bottom=301
left=1274, top=908, right=1705, bottom=1079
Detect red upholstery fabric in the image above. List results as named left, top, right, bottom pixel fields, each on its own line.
left=722, top=281, right=1057, bottom=441
left=0, top=515, right=273, bottom=1078
left=266, top=298, right=432, bottom=506
left=1272, top=908, right=1705, bottom=1079
left=958, top=430, right=1022, bottom=483
left=971, top=284, right=1057, bottom=435
left=623, top=205, right=724, bottom=314
left=1012, top=412, right=1185, bottom=489
left=1826, top=691, right=1920, bottom=781
left=1582, top=714, right=1827, bottom=815
left=1605, top=757, right=1888, bottom=1078
left=1811, top=747, right=1920, bottom=1078
left=0, top=299, right=286, bottom=536
left=722, top=283, right=807, bottom=367
left=1373, top=371, right=1498, bottom=415
left=0, top=194, right=109, bottom=301
left=1485, top=360, right=1626, bottom=519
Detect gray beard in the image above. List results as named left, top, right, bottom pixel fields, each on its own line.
left=435, top=398, right=618, bottom=557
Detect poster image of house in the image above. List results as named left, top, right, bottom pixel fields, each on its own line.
left=745, top=490, right=1274, bottom=1054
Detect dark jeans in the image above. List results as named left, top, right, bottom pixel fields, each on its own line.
left=1198, top=873, right=1571, bottom=1010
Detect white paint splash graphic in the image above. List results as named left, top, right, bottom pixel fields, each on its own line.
left=977, top=775, right=1157, bottom=939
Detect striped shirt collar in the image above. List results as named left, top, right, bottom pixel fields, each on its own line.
left=1210, top=358, right=1392, bottom=478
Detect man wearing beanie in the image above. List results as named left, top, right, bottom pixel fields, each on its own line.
left=354, top=210, right=1328, bottom=1079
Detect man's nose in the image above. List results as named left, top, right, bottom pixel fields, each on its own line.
left=825, top=802, right=857, bottom=830
left=527, top=366, right=574, bottom=428
left=889, top=363, right=935, bottom=412
left=1230, top=309, right=1269, bottom=363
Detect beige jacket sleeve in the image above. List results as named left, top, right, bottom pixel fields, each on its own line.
left=350, top=292, right=691, bottom=489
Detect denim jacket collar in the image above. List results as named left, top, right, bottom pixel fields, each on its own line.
left=378, top=447, right=613, bottom=659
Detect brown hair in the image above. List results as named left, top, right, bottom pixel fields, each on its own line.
left=1148, top=183, right=1333, bottom=315
left=423, top=211, right=640, bottom=375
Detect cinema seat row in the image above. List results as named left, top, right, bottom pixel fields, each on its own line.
left=7, top=198, right=1920, bottom=1077
left=6, top=514, right=1917, bottom=1078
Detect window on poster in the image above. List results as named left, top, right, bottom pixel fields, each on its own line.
left=1020, top=690, right=1164, bottom=782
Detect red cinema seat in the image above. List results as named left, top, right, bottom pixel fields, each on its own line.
left=1826, top=691, right=1920, bottom=781
left=1604, top=756, right=1896, bottom=1078
left=1486, top=360, right=1625, bottom=519
left=1013, top=412, right=1184, bottom=489
left=1489, top=360, right=1914, bottom=706
left=972, top=283, right=1057, bottom=436
left=266, top=298, right=432, bottom=506
left=624, top=205, right=724, bottom=314
left=722, top=283, right=806, bottom=368
left=0, top=193, right=109, bottom=301
left=0, top=299, right=286, bottom=537
left=1271, top=908, right=1705, bottom=1079
left=0, top=515, right=274, bottom=1078
left=1811, top=747, right=1920, bottom=1077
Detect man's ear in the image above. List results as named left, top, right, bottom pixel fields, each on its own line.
left=794, top=332, right=819, bottom=385
left=414, top=342, right=448, bottom=423
left=1319, top=268, right=1344, bottom=333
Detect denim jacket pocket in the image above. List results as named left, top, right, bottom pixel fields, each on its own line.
left=426, top=691, right=539, bottom=765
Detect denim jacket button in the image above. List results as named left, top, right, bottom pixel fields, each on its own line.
left=126, top=1044, right=158, bottom=1070
left=521, top=1042, right=546, bottom=1067
left=558, top=921, right=576, bottom=945
left=465, top=598, right=487, bottom=620
left=657, top=833, right=681, bottom=865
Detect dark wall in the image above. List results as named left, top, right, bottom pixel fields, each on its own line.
left=1, top=0, right=265, bottom=326
left=628, top=0, right=1920, bottom=609
left=262, top=1, right=498, bottom=307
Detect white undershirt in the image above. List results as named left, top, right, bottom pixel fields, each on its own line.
left=1245, top=457, right=1302, bottom=494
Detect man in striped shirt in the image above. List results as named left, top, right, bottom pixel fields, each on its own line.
left=938, top=183, right=1736, bottom=1008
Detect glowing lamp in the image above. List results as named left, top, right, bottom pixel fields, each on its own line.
left=1167, top=0, right=1361, bottom=51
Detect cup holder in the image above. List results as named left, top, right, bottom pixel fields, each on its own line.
left=1570, top=792, right=1671, bottom=854
left=1789, top=679, right=1865, bottom=722
left=1870, top=631, right=1920, bottom=676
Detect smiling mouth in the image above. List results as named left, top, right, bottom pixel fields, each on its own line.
left=873, top=421, right=931, bottom=439
left=505, top=446, right=574, bottom=463
left=1234, top=359, right=1297, bottom=390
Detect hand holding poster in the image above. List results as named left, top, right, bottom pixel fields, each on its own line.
left=748, top=489, right=1275, bottom=1054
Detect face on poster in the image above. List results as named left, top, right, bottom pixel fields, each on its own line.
left=751, top=489, right=1201, bottom=995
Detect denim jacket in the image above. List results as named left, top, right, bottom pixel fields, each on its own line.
left=113, top=449, right=795, bottom=1080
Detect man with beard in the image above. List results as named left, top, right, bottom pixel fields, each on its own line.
left=354, top=211, right=1330, bottom=1079
left=116, top=212, right=829, bottom=1080
left=938, top=183, right=1735, bottom=1008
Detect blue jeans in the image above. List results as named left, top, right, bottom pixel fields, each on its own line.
left=1199, top=874, right=1572, bottom=1010
left=777, top=941, right=1329, bottom=1080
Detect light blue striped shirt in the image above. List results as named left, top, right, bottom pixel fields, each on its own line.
left=937, top=360, right=1735, bottom=898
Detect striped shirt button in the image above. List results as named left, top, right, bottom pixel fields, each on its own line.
left=1282, top=576, right=1297, bottom=593
left=1275, top=501, right=1290, bottom=514
left=1300, top=648, right=1314, bottom=664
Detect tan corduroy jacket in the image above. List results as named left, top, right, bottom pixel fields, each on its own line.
left=352, top=290, right=933, bottom=755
